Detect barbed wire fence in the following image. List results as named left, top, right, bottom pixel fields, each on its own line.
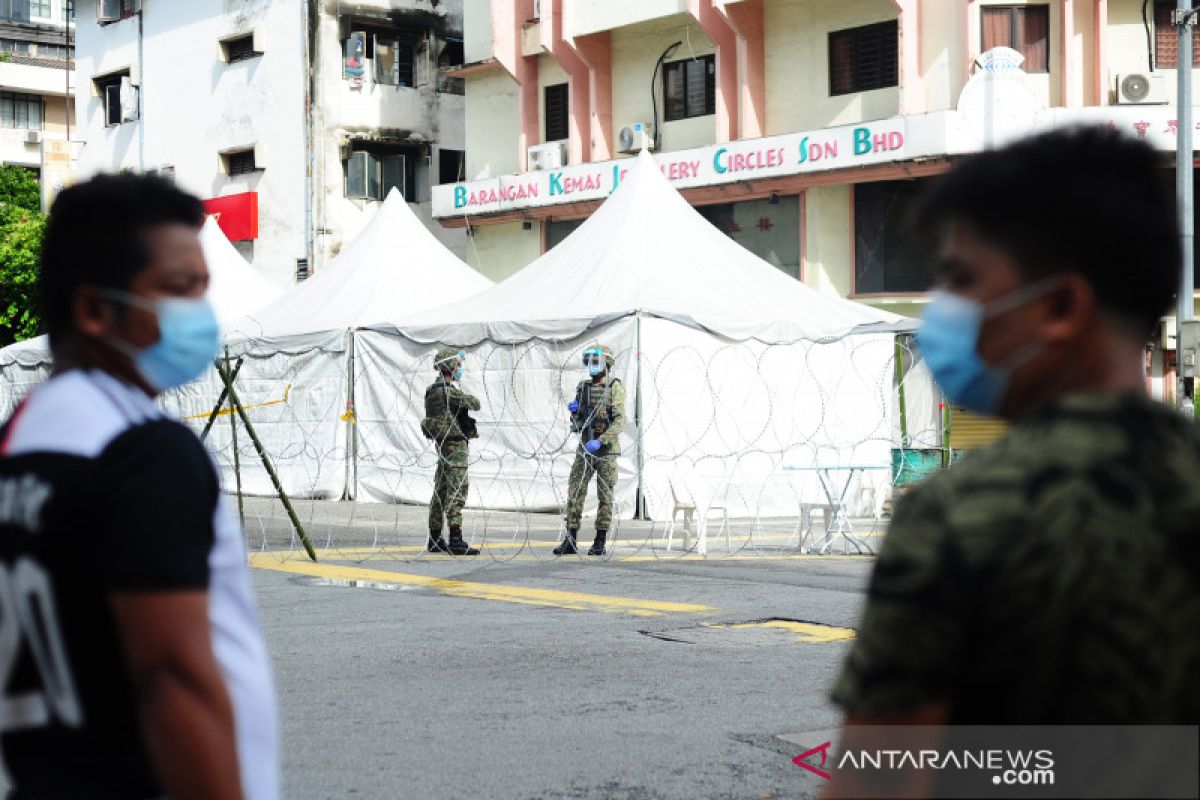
left=146, top=320, right=942, bottom=563
left=0, top=324, right=943, bottom=563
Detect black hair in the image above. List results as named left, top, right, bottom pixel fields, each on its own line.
left=920, top=126, right=1180, bottom=337
left=39, top=173, right=205, bottom=350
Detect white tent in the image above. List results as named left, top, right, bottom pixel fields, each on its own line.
left=226, top=188, right=492, bottom=341
left=0, top=218, right=284, bottom=417
left=354, top=152, right=932, bottom=531
left=201, top=217, right=285, bottom=323
left=174, top=188, right=495, bottom=500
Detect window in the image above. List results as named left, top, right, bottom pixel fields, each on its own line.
left=34, top=43, right=70, bottom=60
left=94, top=71, right=135, bottom=127
left=0, top=92, right=42, bottom=130
left=697, top=196, right=801, bottom=278
left=344, top=143, right=418, bottom=201
left=438, top=148, right=465, bottom=185
left=981, top=5, right=1049, bottom=72
left=223, top=34, right=260, bottom=64
left=63, top=0, right=73, bottom=21
left=1155, top=2, right=1200, bottom=68
left=28, top=0, right=47, bottom=17
left=343, top=25, right=417, bottom=87
left=295, top=258, right=309, bottom=282
left=0, top=39, right=31, bottom=55
left=544, top=83, right=568, bottom=142
left=0, top=0, right=28, bottom=22
left=98, top=0, right=135, bottom=23
left=829, top=20, right=898, bottom=95
left=223, top=149, right=258, bottom=176
left=663, top=55, right=715, bottom=121
left=854, top=180, right=939, bottom=294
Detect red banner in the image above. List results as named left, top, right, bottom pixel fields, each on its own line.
left=202, top=192, right=258, bottom=241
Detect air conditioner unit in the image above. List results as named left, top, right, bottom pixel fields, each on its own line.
left=617, top=122, right=654, bottom=155
left=1117, top=72, right=1168, bottom=105
left=24, top=131, right=41, bottom=144
left=527, top=141, right=566, bottom=172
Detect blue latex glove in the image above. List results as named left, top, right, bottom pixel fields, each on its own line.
left=585, top=439, right=603, bottom=454
left=568, top=400, right=579, bottom=414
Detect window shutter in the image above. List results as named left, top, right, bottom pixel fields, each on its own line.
left=346, top=152, right=370, bottom=198
left=544, top=83, right=569, bottom=142
left=119, top=76, right=138, bottom=122
left=374, top=35, right=396, bottom=84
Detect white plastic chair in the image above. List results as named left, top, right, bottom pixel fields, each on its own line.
left=665, top=479, right=730, bottom=554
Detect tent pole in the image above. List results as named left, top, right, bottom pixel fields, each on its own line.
left=635, top=314, right=646, bottom=520
left=344, top=329, right=358, bottom=501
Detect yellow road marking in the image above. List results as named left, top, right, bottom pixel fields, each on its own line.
left=249, top=553, right=717, bottom=617
left=720, top=620, right=856, bottom=643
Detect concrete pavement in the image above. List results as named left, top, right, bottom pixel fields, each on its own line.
left=254, top=507, right=876, bottom=799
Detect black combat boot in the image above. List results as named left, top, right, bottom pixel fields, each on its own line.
left=552, top=529, right=579, bottom=555
left=427, top=530, right=450, bottom=553
left=447, top=527, right=479, bottom=556
left=587, top=529, right=607, bottom=556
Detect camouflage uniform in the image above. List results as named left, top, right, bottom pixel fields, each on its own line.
left=423, top=348, right=480, bottom=553
left=557, top=344, right=626, bottom=555
left=832, top=393, right=1200, bottom=723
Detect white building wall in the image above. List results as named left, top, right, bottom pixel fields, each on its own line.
left=764, top=0, right=899, bottom=135
left=0, top=67, right=72, bottom=169
left=73, top=0, right=468, bottom=285
left=611, top=18, right=715, bottom=155
left=463, top=0, right=492, bottom=63
left=311, top=1, right=467, bottom=270
left=571, top=0, right=688, bottom=39
left=464, top=68, right=519, bottom=177
left=467, top=219, right=538, bottom=280
left=802, top=184, right=852, bottom=298
left=74, top=0, right=308, bottom=288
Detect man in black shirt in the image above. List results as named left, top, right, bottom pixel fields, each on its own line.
left=0, top=175, right=257, bottom=798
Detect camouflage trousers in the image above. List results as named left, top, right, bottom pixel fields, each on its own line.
left=430, top=439, right=469, bottom=531
left=564, top=449, right=618, bottom=532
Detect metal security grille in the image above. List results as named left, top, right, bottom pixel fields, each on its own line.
left=1155, top=1, right=1200, bottom=68
left=828, top=20, right=898, bottom=96
left=544, top=83, right=568, bottom=142
left=663, top=55, right=715, bottom=121
left=227, top=150, right=256, bottom=176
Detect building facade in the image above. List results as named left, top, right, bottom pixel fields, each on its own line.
left=439, top=0, right=1198, bottom=351
left=72, top=0, right=465, bottom=288
left=0, top=0, right=74, bottom=208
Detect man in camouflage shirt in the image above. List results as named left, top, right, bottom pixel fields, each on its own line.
left=554, top=344, right=626, bottom=556
left=829, top=128, right=1199, bottom=786
left=422, top=347, right=480, bottom=556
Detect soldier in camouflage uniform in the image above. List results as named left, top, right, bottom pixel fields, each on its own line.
left=421, top=347, right=480, bottom=556
left=828, top=129, right=1198, bottom=794
left=553, top=344, right=626, bottom=556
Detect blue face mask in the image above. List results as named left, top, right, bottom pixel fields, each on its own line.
left=454, top=366, right=464, bottom=381
left=916, top=283, right=1054, bottom=415
left=105, top=292, right=220, bottom=393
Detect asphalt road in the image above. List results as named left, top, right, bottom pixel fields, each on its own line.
left=253, top=501, right=876, bottom=800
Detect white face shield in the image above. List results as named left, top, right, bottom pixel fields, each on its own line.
left=583, top=348, right=605, bottom=377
